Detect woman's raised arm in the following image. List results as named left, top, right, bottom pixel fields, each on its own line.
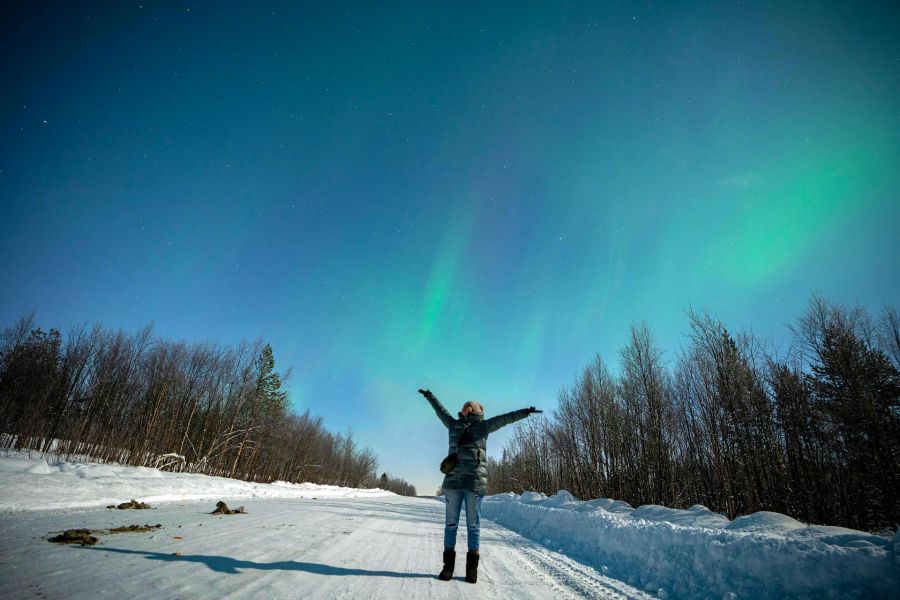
left=484, top=406, right=541, bottom=434
left=419, top=389, right=454, bottom=429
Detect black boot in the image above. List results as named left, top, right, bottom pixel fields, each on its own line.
left=465, top=551, right=479, bottom=584
left=438, top=549, right=455, bottom=581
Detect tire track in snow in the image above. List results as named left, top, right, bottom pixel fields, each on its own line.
left=482, top=519, right=654, bottom=599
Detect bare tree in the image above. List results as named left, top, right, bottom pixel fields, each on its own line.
left=0, top=317, right=390, bottom=491
left=494, top=297, right=900, bottom=532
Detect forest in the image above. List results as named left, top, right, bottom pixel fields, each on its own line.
left=489, top=296, right=899, bottom=533
left=3, top=295, right=897, bottom=529
left=0, top=316, right=416, bottom=497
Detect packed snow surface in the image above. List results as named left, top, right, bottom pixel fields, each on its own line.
left=1, top=453, right=897, bottom=599
left=0, top=454, right=651, bottom=599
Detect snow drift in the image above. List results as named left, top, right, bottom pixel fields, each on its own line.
left=482, top=490, right=899, bottom=599
left=0, top=452, right=394, bottom=511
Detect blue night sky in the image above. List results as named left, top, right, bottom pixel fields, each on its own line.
left=2, top=1, right=898, bottom=494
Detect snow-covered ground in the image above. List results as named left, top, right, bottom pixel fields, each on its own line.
left=0, top=453, right=897, bottom=599
left=0, top=453, right=650, bottom=599
left=483, top=491, right=899, bottom=599
left=0, top=452, right=394, bottom=511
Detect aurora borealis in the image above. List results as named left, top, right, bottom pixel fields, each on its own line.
left=1, top=2, right=898, bottom=494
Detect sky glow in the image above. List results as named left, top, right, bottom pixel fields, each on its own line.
left=1, top=1, right=898, bottom=494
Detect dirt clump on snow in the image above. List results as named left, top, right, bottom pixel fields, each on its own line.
left=50, top=523, right=163, bottom=545
left=211, top=501, right=246, bottom=515
left=49, top=529, right=98, bottom=546
left=107, top=499, right=153, bottom=510
left=109, top=523, right=162, bottom=533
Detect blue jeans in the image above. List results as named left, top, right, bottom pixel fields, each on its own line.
left=443, top=489, right=483, bottom=551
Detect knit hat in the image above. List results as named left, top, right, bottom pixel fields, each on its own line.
left=462, top=401, right=484, bottom=414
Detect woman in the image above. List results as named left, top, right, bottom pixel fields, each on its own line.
left=418, top=388, right=540, bottom=584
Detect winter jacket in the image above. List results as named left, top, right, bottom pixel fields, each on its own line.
left=426, top=393, right=531, bottom=495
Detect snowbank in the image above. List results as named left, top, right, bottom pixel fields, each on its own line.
left=0, top=452, right=394, bottom=511
left=482, top=491, right=899, bottom=599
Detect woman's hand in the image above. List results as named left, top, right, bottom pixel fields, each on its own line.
left=527, top=406, right=543, bottom=414
left=419, top=388, right=435, bottom=400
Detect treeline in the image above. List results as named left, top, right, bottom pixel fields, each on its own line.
left=372, top=472, right=417, bottom=496
left=0, top=315, right=382, bottom=488
left=490, top=297, right=900, bottom=532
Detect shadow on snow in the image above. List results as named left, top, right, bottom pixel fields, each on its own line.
left=76, top=546, right=435, bottom=578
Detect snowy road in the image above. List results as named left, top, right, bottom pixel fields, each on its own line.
left=0, top=496, right=652, bottom=599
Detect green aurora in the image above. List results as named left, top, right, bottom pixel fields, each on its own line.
left=1, top=1, right=897, bottom=493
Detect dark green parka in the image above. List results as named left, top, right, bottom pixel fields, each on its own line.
left=426, top=393, right=531, bottom=495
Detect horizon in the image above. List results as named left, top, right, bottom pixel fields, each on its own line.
left=2, top=1, right=898, bottom=495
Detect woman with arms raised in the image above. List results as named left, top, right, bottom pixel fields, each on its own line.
left=418, top=388, right=541, bottom=584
